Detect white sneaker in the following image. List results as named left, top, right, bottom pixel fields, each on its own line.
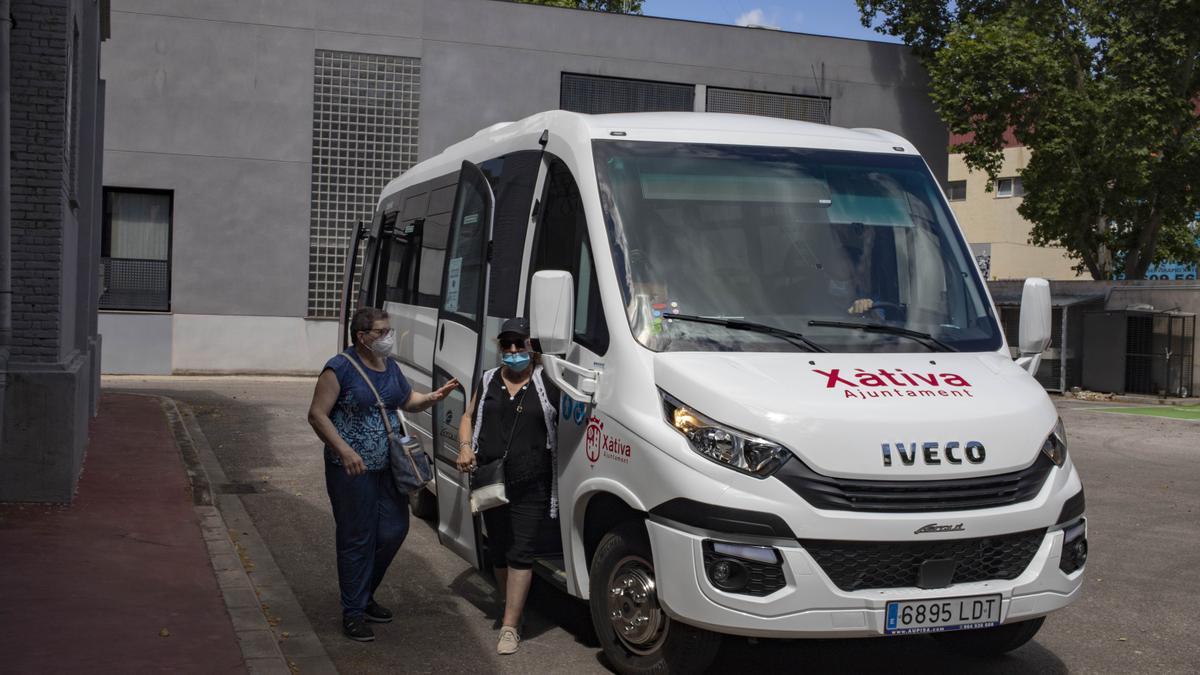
left=497, top=626, right=520, bottom=655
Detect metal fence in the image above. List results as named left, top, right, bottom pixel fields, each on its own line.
left=1125, top=312, right=1195, bottom=397
left=560, top=73, right=694, bottom=114
left=100, top=257, right=170, bottom=311
left=1083, top=310, right=1196, bottom=397
left=706, top=87, right=831, bottom=124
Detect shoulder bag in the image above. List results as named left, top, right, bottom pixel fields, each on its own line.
left=469, top=383, right=529, bottom=513
left=342, top=354, right=433, bottom=493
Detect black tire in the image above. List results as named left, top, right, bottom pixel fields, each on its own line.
left=589, top=520, right=722, bottom=674
left=408, top=486, right=437, bottom=520
left=932, top=616, right=1045, bottom=656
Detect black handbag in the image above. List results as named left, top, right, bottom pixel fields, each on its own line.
left=469, top=384, right=529, bottom=513
left=469, top=457, right=508, bottom=513
left=342, top=354, right=433, bottom=493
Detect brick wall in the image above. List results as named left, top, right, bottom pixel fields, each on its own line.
left=1, top=0, right=104, bottom=501
left=9, top=0, right=69, bottom=363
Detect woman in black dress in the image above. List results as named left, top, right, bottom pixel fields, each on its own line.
left=455, top=317, right=559, bottom=655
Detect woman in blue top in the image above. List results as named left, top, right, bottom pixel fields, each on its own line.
left=308, top=307, right=458, bottom=642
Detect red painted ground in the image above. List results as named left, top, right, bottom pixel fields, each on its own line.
left=0, top=393, right=246, bottom=673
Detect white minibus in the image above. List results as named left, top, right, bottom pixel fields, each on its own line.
left=341, top=111, right=1085, bottom=673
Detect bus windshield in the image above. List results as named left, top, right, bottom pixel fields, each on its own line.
left=592, top=140, right=1002, bottom=353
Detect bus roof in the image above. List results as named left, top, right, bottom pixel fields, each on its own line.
left=380, top=111, right=918, bottom=200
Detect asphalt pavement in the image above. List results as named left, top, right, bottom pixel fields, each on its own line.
left=104, top=376, right=1200, bottom=674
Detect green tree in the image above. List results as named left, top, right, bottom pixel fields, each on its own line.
left=513, top=0, right=643, bottom=14
left=857, top=1, right=1200, bottom=279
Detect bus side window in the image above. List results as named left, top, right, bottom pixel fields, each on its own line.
left=531, top=159, right=609, bottom=355
left=417, top=182, right=458, bottom=308
left=384, top=213, right=420, bottom=305
left=417, top=213, right=449, bottom=308
left=573, top=241, right=607, bottom=352
left=485, top=152, right=541, bottom=320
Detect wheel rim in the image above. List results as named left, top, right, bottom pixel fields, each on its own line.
left=605, top=554, right=669, bottom=655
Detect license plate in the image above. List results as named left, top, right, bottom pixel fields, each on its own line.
left=884, top=594, right=1002, bottom=635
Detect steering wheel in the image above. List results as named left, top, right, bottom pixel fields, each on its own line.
left=858, top=301, right=906, bottom=322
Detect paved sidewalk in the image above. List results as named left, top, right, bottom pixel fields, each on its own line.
left=0, top=393, right=251, bottom=672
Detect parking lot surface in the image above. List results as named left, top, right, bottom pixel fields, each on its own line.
left=106, top=376, right=1200, bottom=674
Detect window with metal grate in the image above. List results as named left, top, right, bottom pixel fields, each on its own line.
left=100, top=188, right=173, bottom=312
left=307, top=50, right=421, bottom=318
left=560, top=73, right=694, bottom=115
left=706, top=87, right=831, bottom=124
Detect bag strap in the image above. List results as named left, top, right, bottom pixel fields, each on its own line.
left=499, top=385, right=530, bottom=460
left=471, top=368, right=497, bottom=452
left=340, top=352, right=397, bottom=436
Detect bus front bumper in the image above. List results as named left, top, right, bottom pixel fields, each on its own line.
left=644, top=518, right=1085, bottom=639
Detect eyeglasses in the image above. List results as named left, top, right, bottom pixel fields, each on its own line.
left=365, top=328, right=395, bottom=338
left=499, top=338, right=526, bottom=350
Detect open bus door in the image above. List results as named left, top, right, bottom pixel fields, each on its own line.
left=338, top=208, right=396, bottom=347
left=431, top=161, right=495, bottom=569
left=337, top=217, right=375, bottom=349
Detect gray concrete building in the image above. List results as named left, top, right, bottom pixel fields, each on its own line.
left=1, top=0, right=108, bottom=501
left=98, top=0, right=947, bottom=374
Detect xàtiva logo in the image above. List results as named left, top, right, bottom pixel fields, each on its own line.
left=585, top=416, right=603, bottom=463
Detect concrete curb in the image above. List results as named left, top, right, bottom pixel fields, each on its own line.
left=1058, top=392, right=1197, bottom=406
left=162, top=400, right=213, bottom=507
left=161, top=398, right=338, bottom=675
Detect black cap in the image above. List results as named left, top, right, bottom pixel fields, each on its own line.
left=498, top=317, right=530, bottom=339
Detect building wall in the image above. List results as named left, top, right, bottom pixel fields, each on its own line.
left=417, top=2, right=946, bottom=174
left=948, top=147, right=1083, bottom=280
left=99, top=0, right=947, bottom=374
left=96, top=312, right=171, bottom=374
left=10, top=0, right=67, bottom=363
left=2, top=0, right=106, bottom=502
left=101, top=9, right=314, bottom=318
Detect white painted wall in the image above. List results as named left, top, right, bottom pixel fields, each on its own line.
left=99, top=313, right=340, bottom=374
left=172, top=315, right=339, bottom=373
left=99, top=312, right=173, bottom=374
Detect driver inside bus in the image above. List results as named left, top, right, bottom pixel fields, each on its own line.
left=819, top=249, right=878, bottom=318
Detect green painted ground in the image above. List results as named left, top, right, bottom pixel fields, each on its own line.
left=1092, top=405, right=1200, bottom=420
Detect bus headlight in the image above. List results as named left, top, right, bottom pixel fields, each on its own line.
left=1042, top=417, right=1068, bottom=467
left=660, top=391, right=792, bottom=477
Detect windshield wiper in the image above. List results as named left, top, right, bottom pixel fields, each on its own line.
left=807, top=320, right=957, bottom=352
left=669, top=313, right=828, bottom=352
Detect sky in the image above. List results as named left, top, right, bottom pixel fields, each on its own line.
left=640, top=0, right=901, bottom=43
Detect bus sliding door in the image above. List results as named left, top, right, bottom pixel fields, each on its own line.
left=431, top=161, right=494, bottom=569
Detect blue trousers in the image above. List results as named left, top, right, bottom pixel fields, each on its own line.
left=325, top=463, right=410, bottom=619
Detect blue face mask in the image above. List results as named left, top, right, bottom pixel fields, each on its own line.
left=502, top=352, right=531, bottom=372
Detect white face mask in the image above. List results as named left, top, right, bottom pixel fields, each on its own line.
left=369, top=332, right=395, bottom=355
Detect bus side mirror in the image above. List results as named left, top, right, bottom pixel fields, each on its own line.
left=530, top=270, right=599, bottom=403
left=1016, top=277, right=1051, bottom=375
left=530, top=270, right=574, bottom=356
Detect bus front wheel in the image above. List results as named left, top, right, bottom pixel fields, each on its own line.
left=588, top=521, right=721, bottom=674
